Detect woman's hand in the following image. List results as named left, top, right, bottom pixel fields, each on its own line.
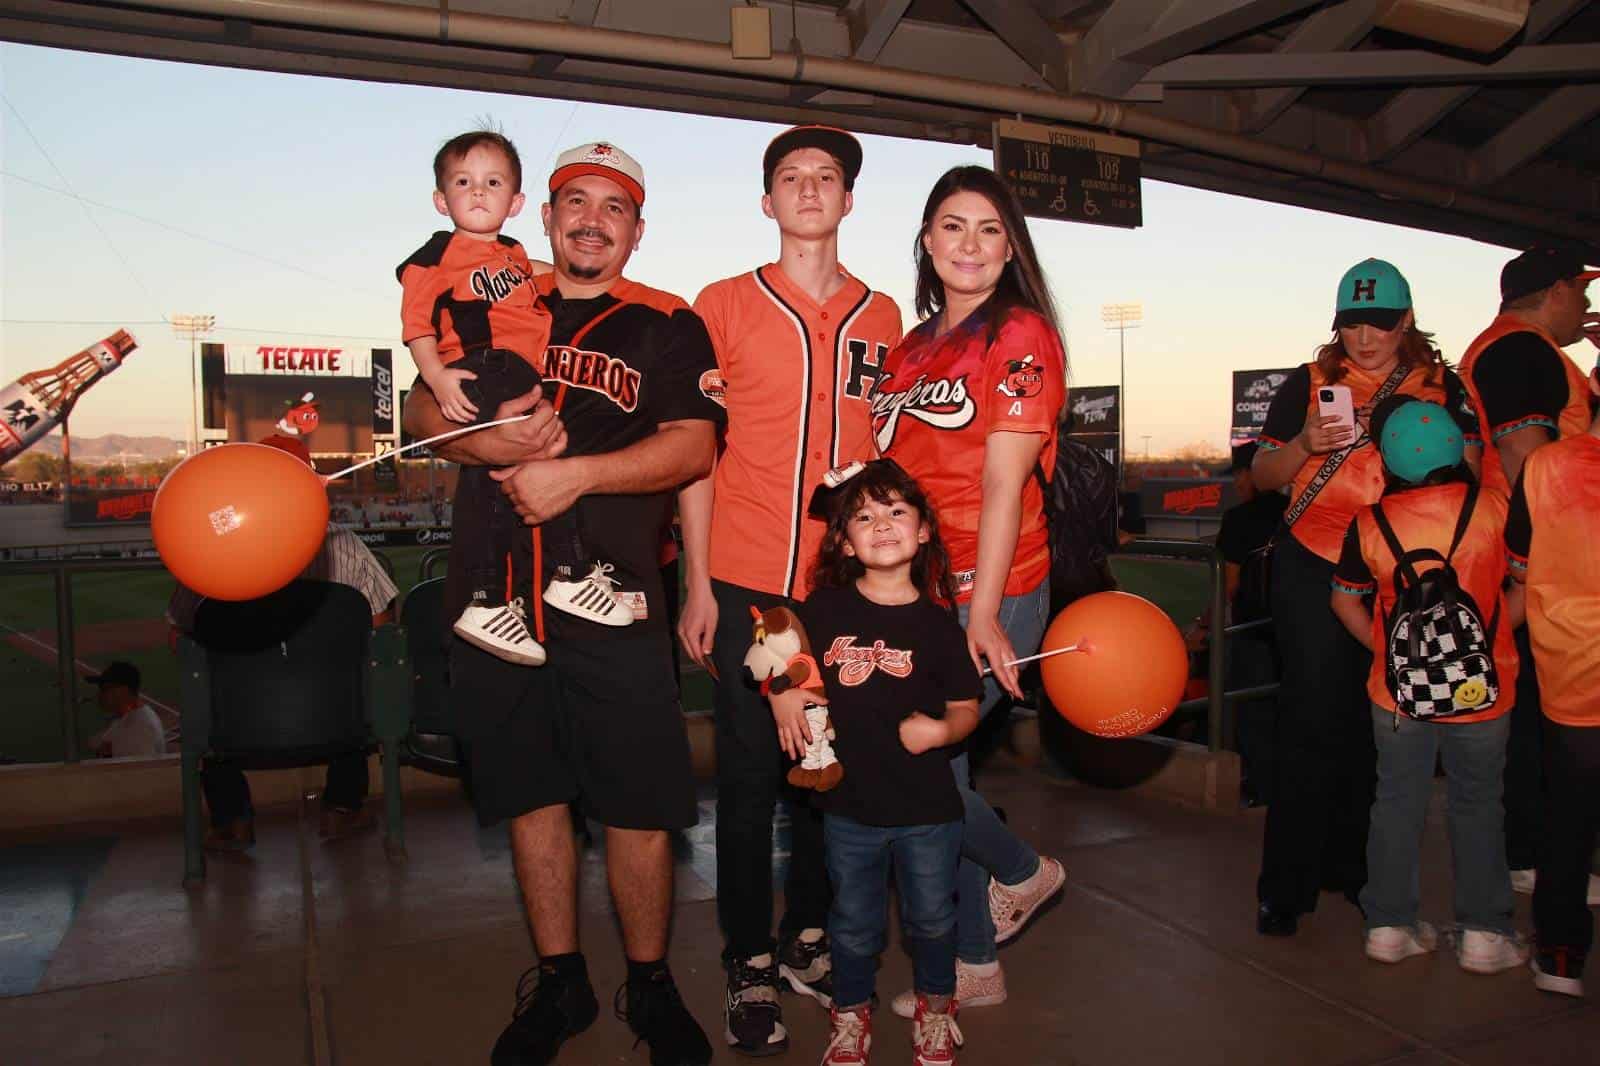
left=770, top=688, right=818, bottom=760
left=966, top=608, right=1021, bottom=700
left=675, top=582, right=717, bottom=669
left=1298, top=413, right=1353, bottom=455
left=898, top=712, right=947, bottom=755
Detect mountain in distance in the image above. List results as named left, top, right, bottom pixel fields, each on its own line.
left=27, top=433, right=185, bottom=460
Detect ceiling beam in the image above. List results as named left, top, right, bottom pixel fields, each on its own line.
left=960, top=0, right=1069, bottom=91
left=1241, top=0, right=1378, bottom=132
left=843, top=0, right=912, bottom=61
left=1071, top=0, right=1319, bottom=98
left=1471, top=84, right=1600, bottom=185
left=1144, top=41, right=1600, bottom=88
left=1365, top=0, right=1589, bottom=161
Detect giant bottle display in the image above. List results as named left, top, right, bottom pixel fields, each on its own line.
left=0, top=331, right=138, bottom=465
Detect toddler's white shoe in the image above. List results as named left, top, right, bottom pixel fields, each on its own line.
left=544, top=563, right=634, bottom=627
left=453, top=597, right=546, bottom=666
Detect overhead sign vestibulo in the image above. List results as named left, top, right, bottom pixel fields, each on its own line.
left=992, top=119, right=1142, bottom=229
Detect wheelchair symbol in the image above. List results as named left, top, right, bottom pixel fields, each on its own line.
left=1049, top=188, right=1067, bottom=213
left=1083, top=191, right=1102, bottom=218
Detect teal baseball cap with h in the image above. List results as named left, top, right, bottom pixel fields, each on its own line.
left=1376, top=399, right=1464, bottom=484
left=1333, top=258, right=1412, bottom=331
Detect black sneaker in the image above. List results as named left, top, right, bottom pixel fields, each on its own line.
left=777, top=932, right=834, bottom=1008
left=615, top=968, right=713, bottom=1066
left=723, top=954, right=788, bottom=1056
left=491, top=964, right=599, bottom=1066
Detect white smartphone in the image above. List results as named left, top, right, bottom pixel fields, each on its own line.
left=1316, top=384, right=1356, bottom=437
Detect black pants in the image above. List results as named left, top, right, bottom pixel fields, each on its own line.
left=456, top=348, right=585, bottom=601
left=1533, top=720, right=1600, bottom=958
left=1504, top=624, right=1545, bottom=871
left=1258, top=534, right=1375, bottom=912
left=202, top=752, right=369, bottom=827
left=710, top=578, right=831, bottom=961
left=1231, top=629, right=1282, bottom=805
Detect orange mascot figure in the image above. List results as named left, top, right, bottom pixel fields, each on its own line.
left=742, top=605, right=843, bottom=791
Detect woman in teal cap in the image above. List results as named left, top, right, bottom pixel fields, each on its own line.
left=1250, top=259, right=1482, bottom=937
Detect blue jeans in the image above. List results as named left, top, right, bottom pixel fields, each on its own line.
left=952, top=581, right=1050, bottom=964
left=825, top=815, right=962, bottom=1009
left=1360, top=705, right=1514, bottom=934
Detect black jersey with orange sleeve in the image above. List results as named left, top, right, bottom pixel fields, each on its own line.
left=442, top=275, right=727, bottom=644
left=396, top=230, right=549, bottom=369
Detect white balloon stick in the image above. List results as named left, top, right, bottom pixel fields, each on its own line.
left=324, top=414, right=533, bottom=481
left=981, top=642, right=1082, bottom=676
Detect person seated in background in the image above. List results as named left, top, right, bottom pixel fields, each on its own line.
left=166, top=434, right=399, bottom=849
left=1186, top=442, right=1287, bottom=805
left=86, top=661, right=168, bottom=758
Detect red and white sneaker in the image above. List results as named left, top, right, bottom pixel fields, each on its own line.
left=820, top=1005, right=871, bottom=1065
left=911, top=995, right=962, bottom=1066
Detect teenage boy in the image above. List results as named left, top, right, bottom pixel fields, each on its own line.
left=676, top=125, right=902, bottom=1056
left=1505, top=358, right=1600, bottom=999
left=1459, top=245, right=1600, bottom=895
left=405, top=140, right=724, bottom=1066
left=398, top=130, right=631, bottom=671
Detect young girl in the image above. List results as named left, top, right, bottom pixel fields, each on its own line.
left=769, top=459, right=980, bottom=1066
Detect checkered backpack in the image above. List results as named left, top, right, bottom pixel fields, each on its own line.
left=1371, top=484, right=1500, bottom=720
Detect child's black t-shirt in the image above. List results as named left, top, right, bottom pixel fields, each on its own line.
left=797, top=584, right=983, bottom=827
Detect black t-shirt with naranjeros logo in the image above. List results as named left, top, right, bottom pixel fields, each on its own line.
left=797, top=584, right=981, bottom=827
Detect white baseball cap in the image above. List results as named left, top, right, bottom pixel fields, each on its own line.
left=548, top=141, right=645, bottom=207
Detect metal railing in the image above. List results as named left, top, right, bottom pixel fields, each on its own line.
left=1117, top=538, right=1279, bottom=753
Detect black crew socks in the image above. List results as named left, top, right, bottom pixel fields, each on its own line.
left=541, top=952, right=589, bottom=983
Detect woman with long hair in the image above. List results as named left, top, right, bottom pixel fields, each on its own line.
left=870, top=165, right=1068, bottom=1015
left=1252, top=258, right=1482, bottom=937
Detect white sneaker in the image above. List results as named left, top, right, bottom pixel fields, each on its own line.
left=453, top=597, right=545, bottom=665
left=1531, top=949, right=1586, bottom=998
left=891, top=960, right=1005, bottom=1019
left=990, top=856, right=1066, bottom=945
left=1458, top=929, right=1530, bottom=975
left=543, top=563, right=633, bottom=627
left=1507, top=869, right=1600, bottom=905
left=1364, top=922, right=1438, bottom=964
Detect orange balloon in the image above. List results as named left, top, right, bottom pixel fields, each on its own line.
left=1040, top=591, right=1188, bottom=738
left=152, top=443, right=329, bottom=601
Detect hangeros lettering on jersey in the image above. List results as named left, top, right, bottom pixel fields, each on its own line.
left=540, top=346, right=642, bottom=412
left=870, top=373, right=976, bottom=451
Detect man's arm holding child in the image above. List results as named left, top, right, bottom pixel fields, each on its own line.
left=402, top=383, right=566, bottom=468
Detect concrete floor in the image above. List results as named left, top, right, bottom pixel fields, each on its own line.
left=2, top=767, right=1595, bottom=1066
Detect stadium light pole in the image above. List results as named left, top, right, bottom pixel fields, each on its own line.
left=1100, top=302, right=1142, bottom=486
left=170, top=314, right=216, bottom=455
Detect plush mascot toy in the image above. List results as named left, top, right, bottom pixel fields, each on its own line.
left=742, top=604, right=843, bottom=791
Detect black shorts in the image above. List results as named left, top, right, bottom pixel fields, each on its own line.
left=450, top=632, right=697, bottom=830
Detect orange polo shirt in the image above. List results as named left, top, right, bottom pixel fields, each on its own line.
left=1460, top=313, right=1595, bottom=495
left=695, top=264, right=903, bottom=599
left=1506, top=433, right=1600, bottom=726
left=1333, top=482, right=1518, bottom=720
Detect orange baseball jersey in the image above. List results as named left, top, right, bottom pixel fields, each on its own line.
left=1459, top=313, right=1595, bottom=495
left=696, top=264, right=903, bottom=599
left=1505, top=433, right=1600, bottom=726
left=1259, top=361, right=1480, bottom=563
left=396, top=230, right=550, bottom=368
left=1333, top=482, right=1518, bottom=720
left=873, top=307, right=1067, bottom=601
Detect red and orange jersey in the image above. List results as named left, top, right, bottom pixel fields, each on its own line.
left=696, top=264, right=902, bottom=599
left=1460, top=313, right=1595, bottom=495
left=1333, top=482, right=1517, bottom=719
left=1506, top=433, right=1600, bottom=726
left=873, top=307, right=1066, bottom=602
left=397, top=230, right=550, bottom=370
left=1260, top=361, right=1479, bottom=563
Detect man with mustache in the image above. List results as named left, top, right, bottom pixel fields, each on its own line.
left=405, top=141, right=724, bottom=1066
left=676, top=126, right=902, bottom=1057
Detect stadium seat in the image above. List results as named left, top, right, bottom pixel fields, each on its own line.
left=398, top=576, right=463, bottom=777
left=175, top=579, right=412, bottom=883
